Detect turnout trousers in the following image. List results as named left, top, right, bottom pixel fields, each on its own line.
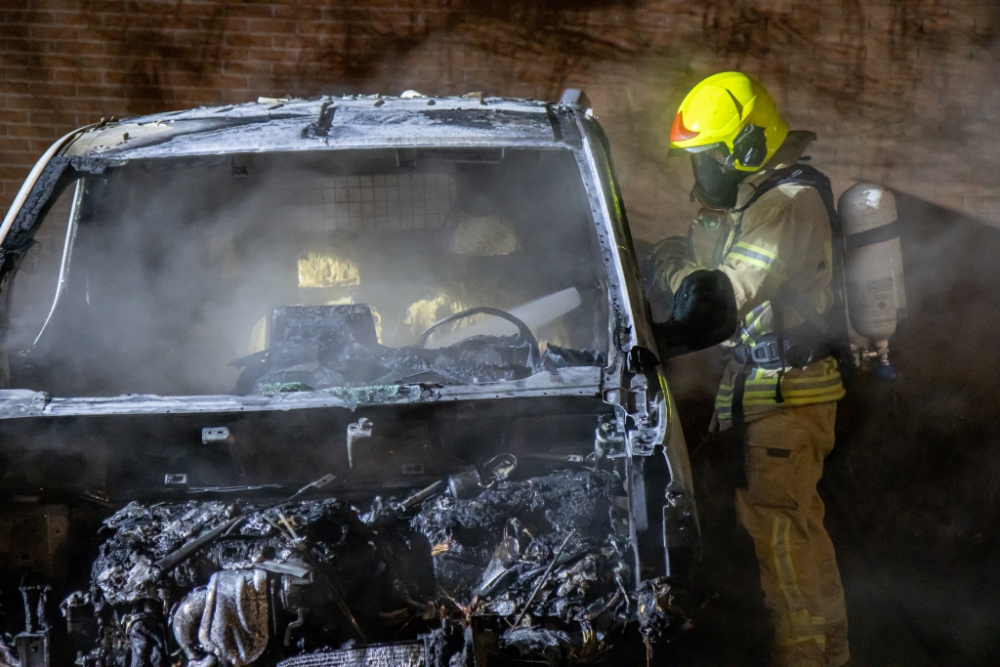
left=735, top=402, right=850, bottom=667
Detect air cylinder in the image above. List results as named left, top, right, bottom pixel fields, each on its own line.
left=838, top=183, right=906, bottom=370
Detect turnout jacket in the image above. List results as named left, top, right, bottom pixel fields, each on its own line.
left=653, top=131, right=845, bottom=430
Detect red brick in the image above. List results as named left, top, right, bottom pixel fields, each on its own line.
left=46, top=40, right=106, bottom=57
left=215, top=47, right=251, bottom=62
left=294, top=20, right=347, bottom=37
left=247, top=47, right=293, bottom=62
left=272, top=5, right=322, bottom=21
left=96, top=13, right=127, bottom=29
left=1, top=95, right=34, bottom=111
left=218, top=60, right=268, bottom=77
left=228, top=4, right=275, bottom=20
left=0, top=137, right=32, bottom=152
left=1, top=9, right=50, bottom=24
left=38, top=55, right=95, bottom=72
left=3, top=180, right=26, bottom=197
left=224, top=32, right=273, bottom=48
left=173, top=2, right=220, bottom=18
left=53, top=68, right=102, bottom=84
left=6, top=123, right=63, bottom=138
left=247, top=18, right=296, bottom=34
left=27, top=109, right=76, bottom=125
left=1, top=149, right=48, bottom=166
left=0, top=166, right=35, bottom=181
left=26, top=136, right=61, bottom=152
left=271, top=34, right=306, bottom=49
left=7, top=82, right=71, bottom=99
left=35, top=23, right=89, bottom=39
left=216, top=74, right=253, bottom=88
left=0, top=112, right=31, bottom=130
left=23, top=0, right=74, bottom=9
left=219, top=89, right=253, bottom=104
left=0, top=0, right=998, bottom=226
left=3, top=67, right=53, bottom=82
left=75, top=83, right=120, bottom=99
left=67, top=99, right=123, bottom=115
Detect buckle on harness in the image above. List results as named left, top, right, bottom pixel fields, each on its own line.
left=750, top=340, right=781, bottom=365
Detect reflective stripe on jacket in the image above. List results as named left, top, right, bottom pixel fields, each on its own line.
left=653, top=131, right=845, bottom=429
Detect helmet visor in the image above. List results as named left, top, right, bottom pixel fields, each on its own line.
left=669, top=123, right=769, bottom=170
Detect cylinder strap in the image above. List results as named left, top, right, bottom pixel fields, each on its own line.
left=845, top=219, right=901, bottom=252
left=731, top=361, right=751, bottom=489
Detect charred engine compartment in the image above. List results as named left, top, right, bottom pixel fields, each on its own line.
left=0, top=398, right=695, bottom=667
left=87, top=472, right=628, bottom=667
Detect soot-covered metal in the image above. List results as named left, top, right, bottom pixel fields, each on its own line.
left=55, top=468, right=690, bottom=667
left=0, top=94, right=702, bottom=667
left=235, top=305, right=605, bottom=394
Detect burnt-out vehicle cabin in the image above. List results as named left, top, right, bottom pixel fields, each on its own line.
left=0, top=93, right=698, bottom=667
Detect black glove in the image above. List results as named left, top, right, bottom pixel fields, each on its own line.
left=653, top=269, right=737, bottom=359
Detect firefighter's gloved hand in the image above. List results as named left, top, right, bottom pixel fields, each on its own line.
left=649, top=235, right=693, bottom=293
left=653, top=269, right=737, bottom=359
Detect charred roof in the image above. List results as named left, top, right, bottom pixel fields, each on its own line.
left=64, top=95, right=573, bottom=160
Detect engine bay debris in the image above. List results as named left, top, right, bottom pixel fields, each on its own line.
left=45, top=469, right=696, bottom=667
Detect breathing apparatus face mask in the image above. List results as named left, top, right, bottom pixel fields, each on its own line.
left=688, top=124, right=769, bottom=209
left=690, top=150, right=745, bottom=209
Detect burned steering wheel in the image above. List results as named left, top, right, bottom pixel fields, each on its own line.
left=416, top=306, right=540, bottom=369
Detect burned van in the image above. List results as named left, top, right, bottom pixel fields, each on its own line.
left=0, top=91, right=698, bottom=667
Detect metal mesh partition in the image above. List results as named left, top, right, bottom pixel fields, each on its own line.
left=282, top=173, right=456, bottom=232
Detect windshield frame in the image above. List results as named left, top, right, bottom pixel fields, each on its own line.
left=0, top=365, right=603, bottom=419
left=0, top=103, right=642, bottom=417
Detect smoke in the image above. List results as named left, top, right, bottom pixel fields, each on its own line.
left=6, top=147, right=610, bottom=397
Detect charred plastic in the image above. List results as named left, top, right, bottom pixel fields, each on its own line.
left=0, top=429, right=695, bottom=667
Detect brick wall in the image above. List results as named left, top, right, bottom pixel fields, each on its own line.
left=2, top=0, right=999, bottom=240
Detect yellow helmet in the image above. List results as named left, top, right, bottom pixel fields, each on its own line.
left=670, top=71, right=788, bottom=172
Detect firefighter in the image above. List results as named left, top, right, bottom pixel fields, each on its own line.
left=653, top=72, right=850, bottom=667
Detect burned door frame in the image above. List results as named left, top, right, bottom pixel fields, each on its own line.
left=570, top=110, right=701, bottom=581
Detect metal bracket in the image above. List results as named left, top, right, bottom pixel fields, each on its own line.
left=346, top=418, right=372, bottom=469
left=595, top=414, right=626, bottom=459
left=15, top=634, right=48, bottom=667
left=625, top=373, right=667, bottom=457
left=17, top=585, right=50, bottom=667
left=201, top=427, right=231, bottom=444
left=604, top=348, right=667, bottom=458
left=662, top=482, right=699, bottom=579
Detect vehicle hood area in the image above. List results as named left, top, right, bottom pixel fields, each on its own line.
left=0, top=396, right=694, bottom=667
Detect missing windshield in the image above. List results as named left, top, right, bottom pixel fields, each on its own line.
left=5, top=148, right=609, bottom=398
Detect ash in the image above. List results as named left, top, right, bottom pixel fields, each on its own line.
left=74, top=470, right=688, bottom=667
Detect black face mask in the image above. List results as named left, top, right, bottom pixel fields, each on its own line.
left=688, top=124, right=769, bottom=209
left=690, top=151, right=746, bottom=209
